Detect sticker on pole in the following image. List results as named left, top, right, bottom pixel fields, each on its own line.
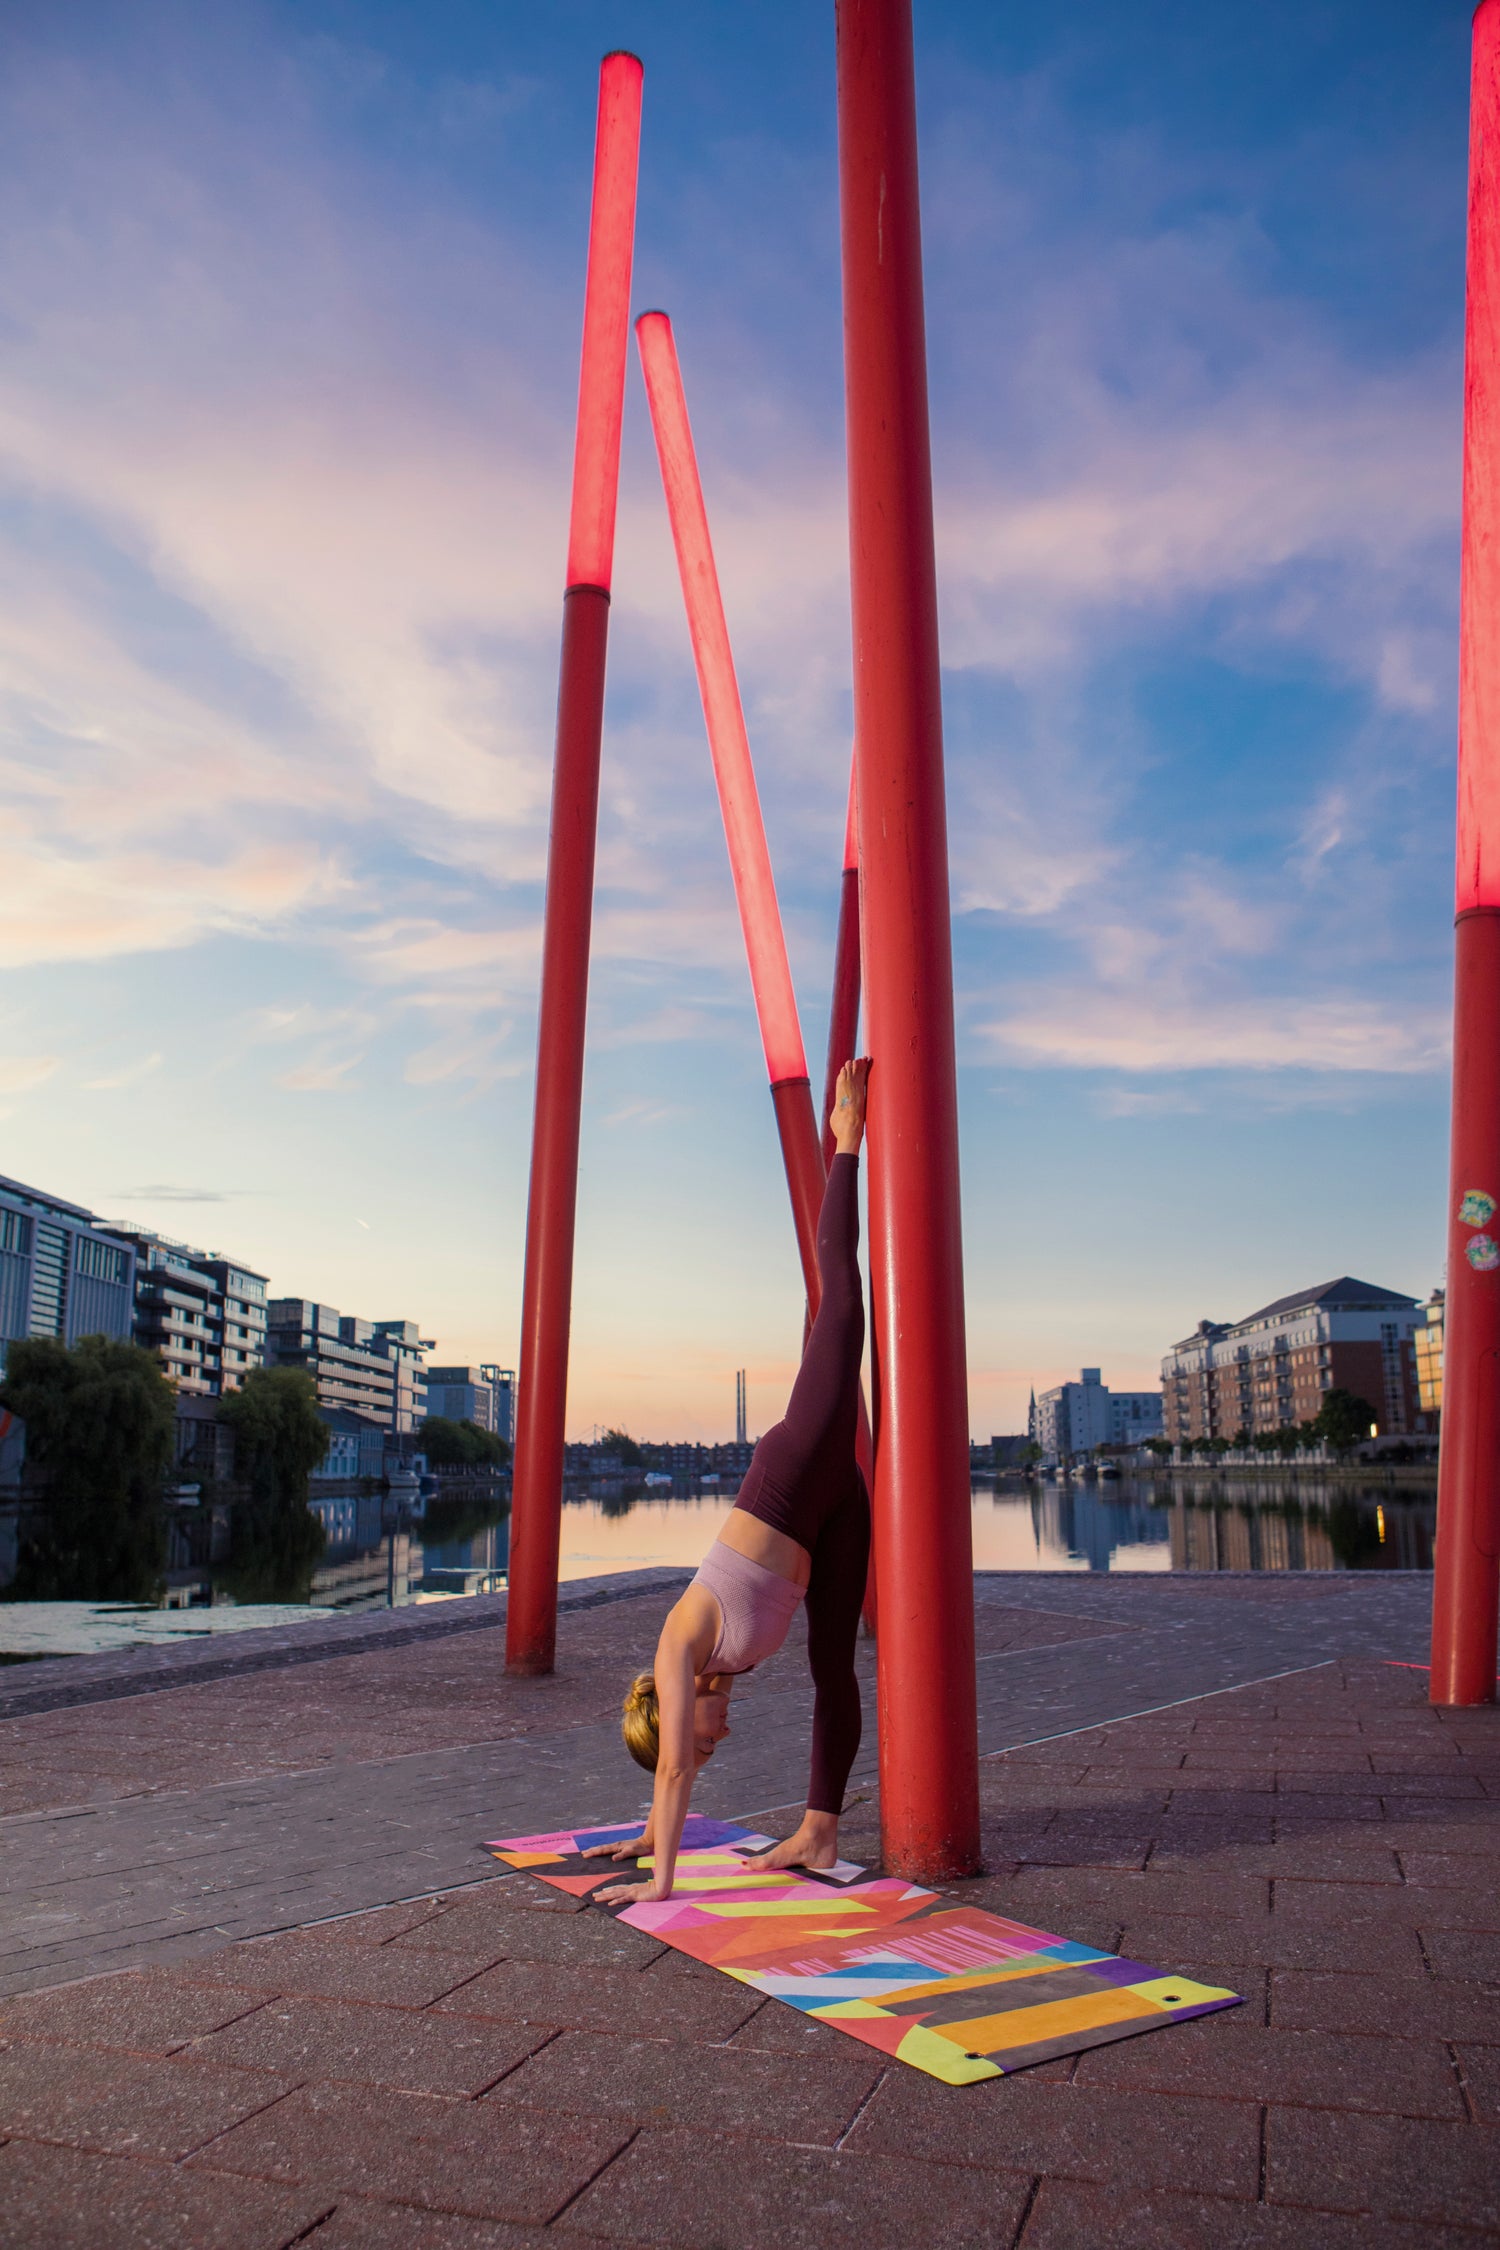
left=1459, top=1190, right=1496, bottom=1229
left=1465, top=1233, right=1500, bottom=1272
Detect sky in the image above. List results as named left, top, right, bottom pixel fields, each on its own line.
left=0, top=0, right=1473, bottom=1440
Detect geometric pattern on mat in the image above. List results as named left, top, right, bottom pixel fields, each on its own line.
left=483, top=1815, right=1241, bottom=2086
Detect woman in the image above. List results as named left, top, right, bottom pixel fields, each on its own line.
left=590, top=1057, right=871, bottom=1907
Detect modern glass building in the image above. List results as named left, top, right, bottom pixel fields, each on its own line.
left=103, top=1228, right=269, bottom=1397
left=0, top=1173, right=136, bottom=1375
left=426, top=1363, right=515, bottom=1440
left=266, top=1302, right=432, bottom=1433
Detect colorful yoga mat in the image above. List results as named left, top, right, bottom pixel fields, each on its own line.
left=483, top=1816, right=1240, bottom=2086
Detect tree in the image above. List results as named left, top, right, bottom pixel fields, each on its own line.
left=599, top=1426, right=645, bottom=1467
left=216, top=1369, right=329, bottom=1602
left=420, top=1415, right=511, bottom=1471
left=0, top=1335, right=174, bottom=1601
left=1314, top=1389, right=1377, bottom=1456
left=1143, top=1437, right=1173, bottom=1459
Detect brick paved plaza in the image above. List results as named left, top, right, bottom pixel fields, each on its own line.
left=0, top=1570, right=1495, bottom=2248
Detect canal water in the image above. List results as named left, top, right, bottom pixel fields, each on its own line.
left=333, top=1470, right=1432, bottom=1613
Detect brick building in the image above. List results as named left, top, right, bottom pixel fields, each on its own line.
left=1161, top=1276, right=1427, bottom=1445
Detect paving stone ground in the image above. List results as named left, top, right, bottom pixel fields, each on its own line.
left=0, top=1571, right=1494, bottom=2246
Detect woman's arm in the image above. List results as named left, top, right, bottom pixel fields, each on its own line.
left=595, top=1619, right=701, bottom=1906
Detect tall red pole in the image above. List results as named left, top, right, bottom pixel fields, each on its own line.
left=507, top=55, right=642, bottom=1677
left=635, top=309, right=826, bottom=1311
left=836, top=0, right=979, bottom=1877
left=1432, top=0, right=1500, bottom=1709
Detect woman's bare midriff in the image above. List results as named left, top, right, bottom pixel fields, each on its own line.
left=717, top=1504, right=812, bottom=1591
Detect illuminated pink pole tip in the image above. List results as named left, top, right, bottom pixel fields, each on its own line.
left=636, top=308, right=809, bottom=1085
left=565, top=51, right=643, bottom=593
left=843, top=750, right=860, bottom=872
left=1458, top=0, right=1500, bottom=911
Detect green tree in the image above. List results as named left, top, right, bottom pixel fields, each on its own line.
left=1143, top=1437, right=1173, bottom=1459
left=216, top=1369, right=328, bottom=1603
left=420, top=1415, right=511, bottom=1471
left=0, top=1335, right=174, bottom=1601
left=1314, top=1389, right=1378, bottom=1456
left=599, top=1426, right=645, bottom=1467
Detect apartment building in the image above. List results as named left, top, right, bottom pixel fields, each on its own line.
left=266, top=1302, right=432, bottom=1432
left=105, top=1228, right=268, bottom=1398
left=0, top=1173, right=135, bottom=1374
left=1033, top=1368, right=1163, bottom=1461
left=1160, top=1276, right=1426, bottom=1444
left=425, top=1363, right=515, bottom=1440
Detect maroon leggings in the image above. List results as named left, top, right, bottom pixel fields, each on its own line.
left=733, top=1152, right=869, bottom=1814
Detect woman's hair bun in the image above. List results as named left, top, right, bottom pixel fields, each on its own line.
left=621, top=1671, right=659, bottom=1773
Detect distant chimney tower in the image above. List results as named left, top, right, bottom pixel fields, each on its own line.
left=735, top=1369, right=747, bottom=1446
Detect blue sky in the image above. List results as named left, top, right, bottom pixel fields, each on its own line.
left=0, top=0, right=1471, bottom=1437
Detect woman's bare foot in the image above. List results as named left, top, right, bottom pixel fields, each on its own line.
left=741, top=1810, right=840, bottom=1873
left=829, top=1058, right=870, bottom=1156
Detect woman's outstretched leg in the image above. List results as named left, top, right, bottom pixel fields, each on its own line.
left=737, top=1061, right=869, bottom=1538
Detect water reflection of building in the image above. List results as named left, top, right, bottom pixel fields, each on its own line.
left=421, top=1515, right=509, bottom=1596
left=1164, top=1477, right=1436, bottom=1572
left=1168, top=1496, right=1337, bottom=1571
left=1031, top=1481, right=1171, bottom=1571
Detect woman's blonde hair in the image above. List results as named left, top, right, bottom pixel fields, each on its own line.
left=622, top=1671, right=659, bottom=1773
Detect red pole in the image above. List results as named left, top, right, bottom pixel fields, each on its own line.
left=635, top=308, right=826, bottom=1312
left=507, top=55, right=642, bottom=1677
left=1432, top=0, right=1500, bottom=1709
left=836, top=0, right=979, bottom=1877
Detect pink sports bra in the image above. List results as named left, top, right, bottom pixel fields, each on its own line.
left=691, top=1540, right=805, bottom=1675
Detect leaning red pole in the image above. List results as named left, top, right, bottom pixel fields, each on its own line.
left=635, top=310, right=826, bottom=1313
left=836, top=0, right=980, bottom=1876
left=507, top=54, right=642, bottom=1678
left=1432, top=0, right=1500, bottom=1709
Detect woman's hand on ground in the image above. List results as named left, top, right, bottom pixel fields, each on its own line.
left=581, top=1836, right=646, bottom=1861
left=593, top=1877, right=664, bottom=1907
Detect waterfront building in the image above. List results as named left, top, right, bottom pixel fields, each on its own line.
left=104, top=1228, right=268, bottom=1398
left=1034, top=1369, right=1163, bottom=1462
left=312, top=1408, right=388, bottom=1483
left=0, top=1173, right=135, bottom=1375
left=425, top=1363, right=514, bottom=1439
left=1414, top=1289, right=1444, bottom=1418
left=484, top=1365, right=514, bottom=1445
left=266, top=1301, right=432, bottom=1432
left=1160, top=1277, right=1427, bottom=1445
